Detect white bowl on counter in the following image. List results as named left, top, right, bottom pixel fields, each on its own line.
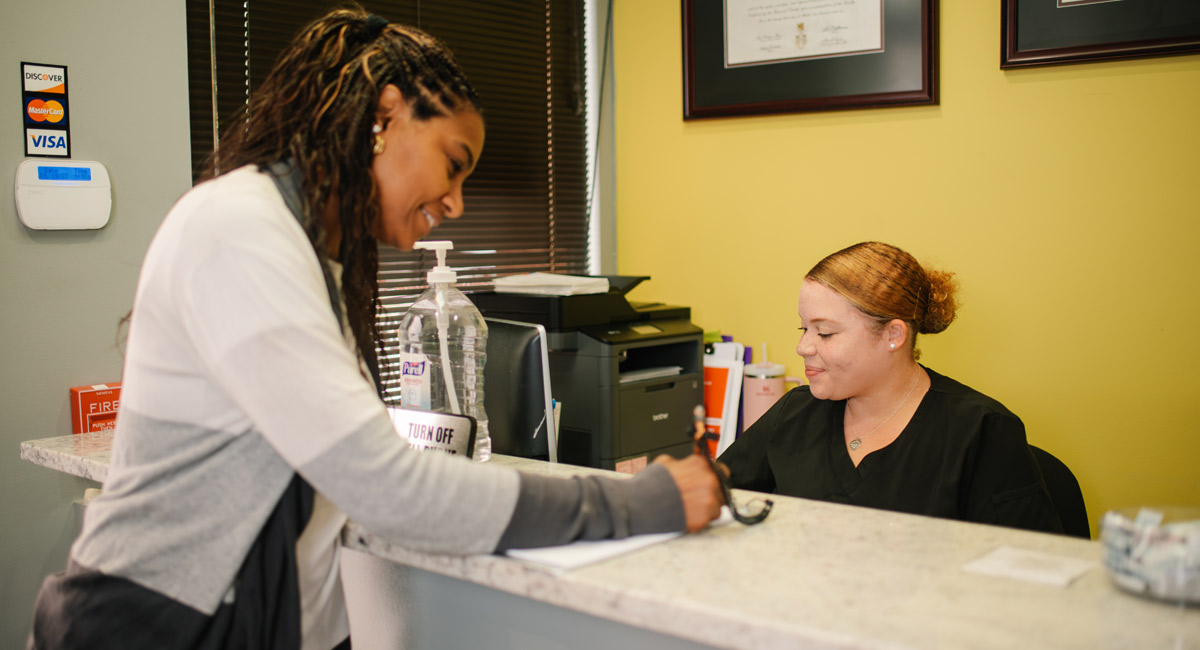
left=1101, top=506, right=1200, bottom=604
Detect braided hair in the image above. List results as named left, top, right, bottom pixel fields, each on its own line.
left=202, top=7, right=481, bottom=381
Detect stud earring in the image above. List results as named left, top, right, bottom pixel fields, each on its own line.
left=890, top=343, right=896, bottom=350
left=372, top=123, right=385, bottom=155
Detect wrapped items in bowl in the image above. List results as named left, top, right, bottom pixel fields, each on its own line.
left=1101, top=506, right=1200, bottom=604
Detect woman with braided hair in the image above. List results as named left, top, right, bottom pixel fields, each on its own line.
left=29, top=9, right=720, bottom=650
left=719, top=241, right=1064, bottom=534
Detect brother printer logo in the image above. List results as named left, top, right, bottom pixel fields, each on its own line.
left=401, top=360, right=427, bottom=376
left=651, top=412, right=669, bottom=422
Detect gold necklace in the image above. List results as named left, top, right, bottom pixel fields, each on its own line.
left=847, top=368, right=921, bottom=451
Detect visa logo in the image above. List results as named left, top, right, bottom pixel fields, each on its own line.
left=30, top=134, right=66, bottom=148
left=27, top=129, right=69, bottom=156
left=401, top=361, right=427, bottom=376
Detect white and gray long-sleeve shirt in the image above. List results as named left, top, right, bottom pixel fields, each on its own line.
left=64, top=165, right=684, bottom=650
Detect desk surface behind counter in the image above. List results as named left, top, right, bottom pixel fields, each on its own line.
left=20, top=432, right=1199, bottom=650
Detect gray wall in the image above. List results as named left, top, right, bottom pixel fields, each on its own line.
left=0, top=1, right=192, bottom=644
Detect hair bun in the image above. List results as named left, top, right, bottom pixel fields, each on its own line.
left=364, top=15, right=388, bottom=40
left=920, top=269, right=958, bottom=334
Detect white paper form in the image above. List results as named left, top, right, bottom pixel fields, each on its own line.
left=506, top=508, right=734, bottom=572
left=961, top=545, right=1098, bottom=587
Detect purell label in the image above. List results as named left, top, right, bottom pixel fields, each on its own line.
left=399, top=353, right=432, bottom=410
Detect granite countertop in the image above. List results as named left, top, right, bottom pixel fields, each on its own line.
left=21, top=432, right=1200, bottom=650
left=21, top=431, right=113, bottom=483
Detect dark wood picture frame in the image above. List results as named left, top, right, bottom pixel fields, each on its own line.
left=1002, top=0, right=1200, bottom=69
left=682, top=0, right=938, bottom=120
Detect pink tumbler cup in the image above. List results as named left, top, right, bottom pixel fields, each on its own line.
left=743, top=362, right=801, bottom=429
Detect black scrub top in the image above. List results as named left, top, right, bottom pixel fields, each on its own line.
left=718, top=367, right=1064, bottom=534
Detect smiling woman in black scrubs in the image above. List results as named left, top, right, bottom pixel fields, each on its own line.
left=719, top=241, right=1064, bottom=534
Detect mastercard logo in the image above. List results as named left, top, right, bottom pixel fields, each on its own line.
left=27, top=99, right=65, bottom=124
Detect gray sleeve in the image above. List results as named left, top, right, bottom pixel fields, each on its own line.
left=297, top=412, right=520, bottom=556
left=493, top=464, right=686, bottom=551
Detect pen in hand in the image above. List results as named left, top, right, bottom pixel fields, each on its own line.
left=691, top=404, right=725, bottom=486
left=689, top=404, right=774, bottom=525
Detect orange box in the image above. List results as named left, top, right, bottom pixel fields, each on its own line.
left=69, top=383, right=121, bottom=434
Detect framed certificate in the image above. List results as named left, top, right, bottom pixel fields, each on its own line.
left=1002, top=0, right=1200, bottom=69
left=682, top=0, right=938, bottom=119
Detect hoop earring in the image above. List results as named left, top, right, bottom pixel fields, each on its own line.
left=372, top=123, right=385, bottom=155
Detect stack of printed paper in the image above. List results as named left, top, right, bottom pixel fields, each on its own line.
left=493, top=272, right=609, bottom=296
left=703, top=342, right=744, bottom=457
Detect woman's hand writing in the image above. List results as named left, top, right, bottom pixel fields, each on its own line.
left=654, top=454, right=723, bottom=533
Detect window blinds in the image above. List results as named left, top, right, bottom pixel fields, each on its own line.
left=185, top=0, right=590, bottom=317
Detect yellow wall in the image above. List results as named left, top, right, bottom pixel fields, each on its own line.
left=613, top=1, right=1200, bottom=535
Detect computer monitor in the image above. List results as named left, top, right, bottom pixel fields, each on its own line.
left=483, top=318, right=557, bottom=462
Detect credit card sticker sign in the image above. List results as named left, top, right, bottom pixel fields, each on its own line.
left=26, top=98, right=67, bottom=124
left=21, top=62, right=70, bottom=157
left=24, top=64, right=66, bottom=93
left=70, top=383, right=121, bottom=434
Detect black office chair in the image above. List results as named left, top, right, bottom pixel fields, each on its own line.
left=1030, top=445, right=1090, bottom=539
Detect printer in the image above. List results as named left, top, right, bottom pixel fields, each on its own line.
left=474, top=277, right=703, bottom=470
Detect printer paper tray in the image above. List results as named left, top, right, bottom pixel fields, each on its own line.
left=618, top=366, right=683, bottom=384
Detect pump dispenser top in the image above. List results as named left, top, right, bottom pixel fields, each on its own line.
left=414, top=240, right=456, bottom=284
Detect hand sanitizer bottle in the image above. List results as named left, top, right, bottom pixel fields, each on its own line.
left=398, top=241, right=491, bottom=462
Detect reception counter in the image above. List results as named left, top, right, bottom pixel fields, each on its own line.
left=20, top=432, right=1199, bottom=649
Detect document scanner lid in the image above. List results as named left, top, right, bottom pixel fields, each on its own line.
left=473, top=275, right=690, bottom=331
